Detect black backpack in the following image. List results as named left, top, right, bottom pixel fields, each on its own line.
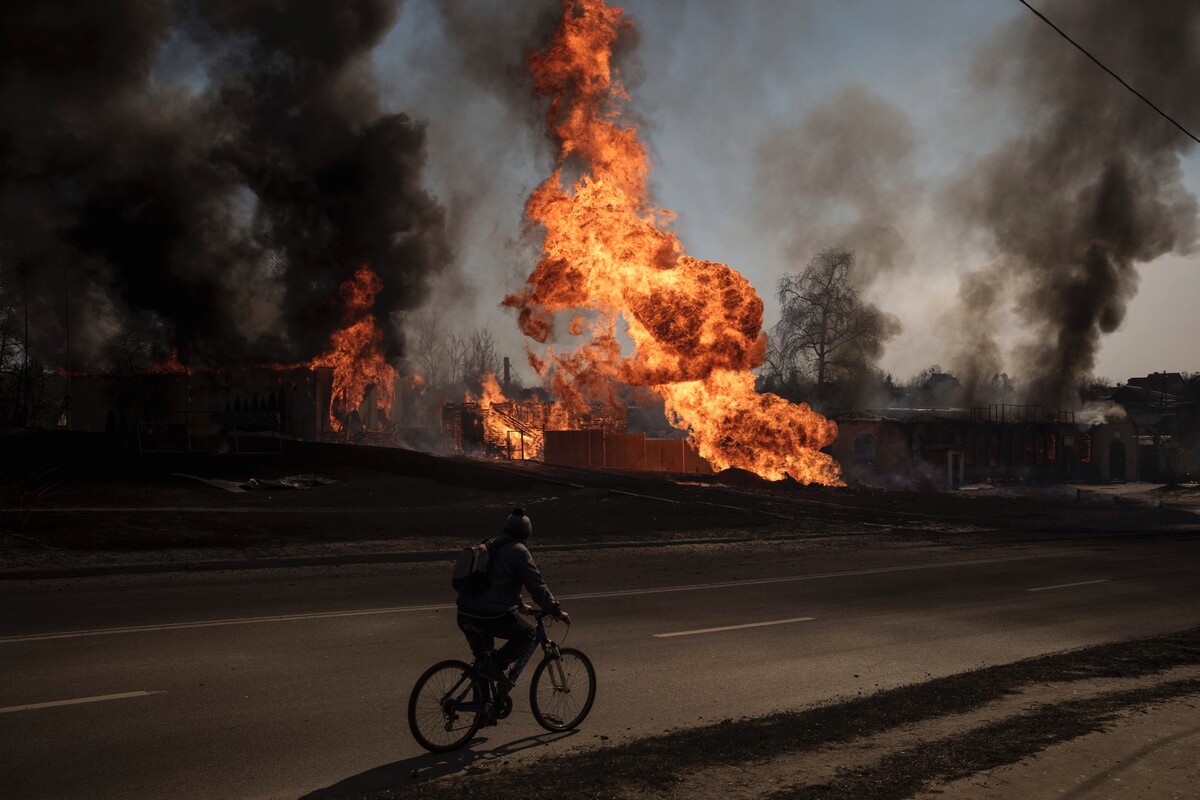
left=451, top=538, right=511, bottom=596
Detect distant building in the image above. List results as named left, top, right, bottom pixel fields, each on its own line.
left=831, top=404, right=1138, bottom=489
left=1115, top=375, right=1198, bottom=482
left=1127, top=372, right=1188, bottom=398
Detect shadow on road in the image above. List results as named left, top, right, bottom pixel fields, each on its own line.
left=299, top=729, right=578, bottom=799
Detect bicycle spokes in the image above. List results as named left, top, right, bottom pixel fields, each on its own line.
left=530, top=647, right=596, bottom=733
left=408, top=660, right=486, bottom=752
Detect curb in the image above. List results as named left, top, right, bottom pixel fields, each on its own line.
left=0, top=530, right=886, bottom=581
left=5, top=525, right=1196, bottom=582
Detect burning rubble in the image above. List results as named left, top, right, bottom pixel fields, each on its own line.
left=443, top=373, right=627, bottom=462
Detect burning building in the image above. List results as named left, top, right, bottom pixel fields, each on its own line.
left=1, top=4, right=448, bottom=442
left=59, top=264, right=410, bottom=450
left=65, top=365, right=402, bottom=451
left=441, top=397, right=626, bottom=461
left=439, top=374, right=711, bottom=474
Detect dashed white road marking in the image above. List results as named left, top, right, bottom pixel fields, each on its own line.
left=1027, top=579, right=1110, bottom=593
left=0, top=691, right=164, bottom=714
left=567, top=555, right=1046, bottom=601
left=0, top=554, right=1049, bottom=644
left=654, top=616, right=816, bottom=638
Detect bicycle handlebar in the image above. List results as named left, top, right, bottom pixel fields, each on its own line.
left=521, top=605, right=568, bottom=623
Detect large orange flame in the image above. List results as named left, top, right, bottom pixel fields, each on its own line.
left=467, top=372, right=508, bottom=407
left=503, top=0, right=841, bottom=484
left=312, top=265, right=397, bottom=432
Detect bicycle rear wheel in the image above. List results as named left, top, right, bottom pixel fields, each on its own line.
left=408, top=659, right=484, bottom=752
left=529, top=647, right=596, bottom=732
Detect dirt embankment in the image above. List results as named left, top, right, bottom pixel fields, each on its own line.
left=2, top=431, right=1197, bottom=572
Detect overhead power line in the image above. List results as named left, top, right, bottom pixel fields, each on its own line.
left=1016, top=0, right=1200, bottom=146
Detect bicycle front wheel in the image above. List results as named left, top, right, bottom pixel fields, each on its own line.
left=408, top=659, right=483, bottom=752
left=529, top=647, right=596, bottom=732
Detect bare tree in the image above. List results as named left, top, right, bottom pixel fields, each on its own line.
left=1081, top=375, right=1115, bottom=402
left=757, top=331, right=811, bottom=397
left=904, top=364, right=945, bottom=389
left=463, top=327, right=502, bottom=389
left=445, top=333, right=468, bottom=387
left=772, top=248, right=897, bottom=393
left=407, top=310, right=449, bottom=390
left=404, top=315, right=514, bottom=423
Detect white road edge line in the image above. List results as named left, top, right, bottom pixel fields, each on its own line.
left=0, top=691, right=164, bottom=714
left=655, top=617, right=815, bottom=638
left=0, top=605, right=450, bottom=643
left=1027, top=579, right=1110, bottom=592
left=0, top=554, right=1049, bottom=644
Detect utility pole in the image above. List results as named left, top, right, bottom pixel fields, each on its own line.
left=63, top=262, right=72, bottom=430
left=18, top=252, right=29, bottom=426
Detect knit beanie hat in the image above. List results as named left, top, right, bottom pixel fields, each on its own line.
left=504, top=507, right=532, bottom=539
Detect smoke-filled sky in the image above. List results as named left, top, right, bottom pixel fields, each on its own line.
left=3, top=0, right=1196, bottom=395
left=379, top=0, right=1200, bottom=394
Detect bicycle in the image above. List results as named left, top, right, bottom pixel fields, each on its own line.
left=407, top=609, right=596, bottom=752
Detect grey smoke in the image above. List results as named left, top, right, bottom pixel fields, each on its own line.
left=756, top=84, right=921, bottom=288
left=754, top=85, right=913, bottom=407
left=943, top=269, right=1006, bottom=405
left=379, top=0, right=559, bottom=358
left=0, top=0, right=450, bottom=369
left=944, top=0, right=1199, bottom=407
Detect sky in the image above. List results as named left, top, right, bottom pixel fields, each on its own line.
left=375, top=0, right=1199, bottom=388
left=4, top=0, right=1195, bottom=394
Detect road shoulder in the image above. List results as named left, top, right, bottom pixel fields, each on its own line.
left=351, top=626, right=1200, bottom=800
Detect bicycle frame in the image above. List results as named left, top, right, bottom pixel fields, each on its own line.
left=444, top=613, right=562, bottom=716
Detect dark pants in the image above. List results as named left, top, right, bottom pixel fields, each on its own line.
left=457, top=609, right=535, bottom=667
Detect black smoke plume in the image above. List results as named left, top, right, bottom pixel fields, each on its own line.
left=0, top=0, right=449, bottom=369
left=944, top=0, right=1199, bottom=407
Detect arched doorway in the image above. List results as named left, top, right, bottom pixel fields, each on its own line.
left=1109, top=440, right=1127, bottom=481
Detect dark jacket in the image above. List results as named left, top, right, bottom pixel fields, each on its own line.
left=456, top=533, right=558, bottom=618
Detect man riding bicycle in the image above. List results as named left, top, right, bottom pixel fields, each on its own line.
left=456, top=508, right=570, bottom=688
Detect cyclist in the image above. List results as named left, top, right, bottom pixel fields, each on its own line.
left=456, top=507, right=570, bottom=688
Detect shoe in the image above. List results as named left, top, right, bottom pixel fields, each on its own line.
left=478, top=661, right=513, bottom=688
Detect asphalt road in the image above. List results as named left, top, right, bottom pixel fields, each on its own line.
left=2, top=529, right=1199, bottom=800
